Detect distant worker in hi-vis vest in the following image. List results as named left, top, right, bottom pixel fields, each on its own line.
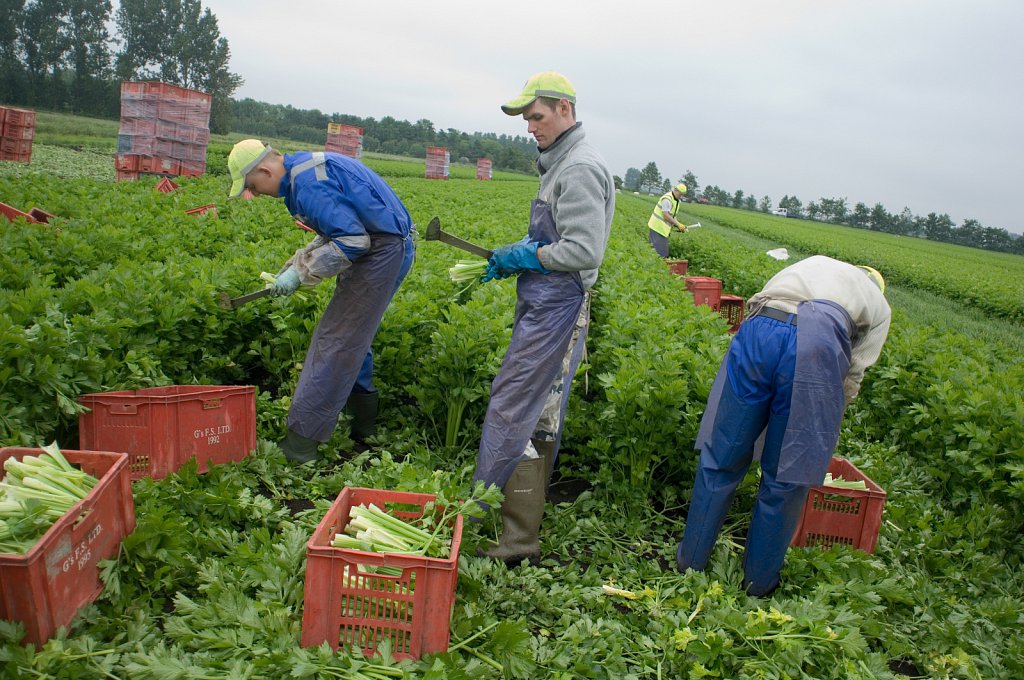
left=647, top=183, right=688, bottom=257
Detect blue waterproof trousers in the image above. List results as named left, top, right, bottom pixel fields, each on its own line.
left=677, top=315, right=810, bottom=596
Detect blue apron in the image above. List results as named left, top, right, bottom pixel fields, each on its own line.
left=473, top=199, right=585, bottom=489
left=695, top=299, right=855, bottom=485
left=288, top=233, right=413, bottom=442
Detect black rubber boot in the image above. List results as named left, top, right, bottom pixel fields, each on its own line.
left=346, top=391, right=379, bottom=442
left=484, top=457, right=546, bottom=565
left=280, top=429, right=319, bottom=464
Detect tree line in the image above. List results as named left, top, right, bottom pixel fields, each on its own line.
left=1, top=0, right=241, bottom=132
left=623, top=162, right=1023, bottom=256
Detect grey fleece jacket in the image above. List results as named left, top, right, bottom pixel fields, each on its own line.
left=534, top=123, right=615, bottom=290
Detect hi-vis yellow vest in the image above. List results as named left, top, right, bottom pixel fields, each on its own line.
left=647, top=191, right=680, bottom=238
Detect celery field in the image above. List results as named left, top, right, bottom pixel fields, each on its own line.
left=1, top=137, right=1022, bottom=678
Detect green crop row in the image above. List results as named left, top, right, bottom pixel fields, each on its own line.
left=681, top=203, right=1024, bottom=321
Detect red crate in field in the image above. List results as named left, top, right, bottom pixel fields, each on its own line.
left=0, top=447, right=135, bottom=646
left=301, top=487, right=463, bottom=660
left=684, top=276, right=722, bottom=310
left=0, top=106, right=6, bottom=127
left=1, top=201, right=40, bottom=223
left=3, top=122, right=35, bottom=140
left=2, top=107, right=35, bottom=128
left=790, top=457, right=886, bottom=553
left=719, top=294, right=745, bottom=333
left=185, top=203, right=217, bottom=217
left=116, top=169, right=139, bottom=182
left=665, top=259, right=688, bottom=276
left=1, top=138, right=32, bottom=156
left=77, top=385, right=256, bottom=480
left=115, top=153, right=139, bottom=171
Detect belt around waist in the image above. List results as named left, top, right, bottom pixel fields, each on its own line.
left=758, top=306, right=798, bottom=325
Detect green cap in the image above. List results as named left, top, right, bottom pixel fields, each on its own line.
left=227, top=139, right=273, bottom=198
left=501, top=71, right=576, bottom=115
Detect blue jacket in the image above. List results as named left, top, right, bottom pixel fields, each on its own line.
left=279, top=151, right=412, bottom=263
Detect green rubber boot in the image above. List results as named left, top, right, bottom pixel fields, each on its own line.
left=280, top=428, right=319, bottom=464
left=346, top=391, right=379, bottom=442
left=484, top=456, right=547, bottom=564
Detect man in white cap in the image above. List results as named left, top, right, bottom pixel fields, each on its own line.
left=677, top=255, right=891, bottom=596
left=472, top=71, right=615, bottom=564
left=226, top=140, right=416, bottom=462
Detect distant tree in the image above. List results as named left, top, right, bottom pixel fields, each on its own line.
left=850, top=202, right=870, bottom=228
left=623, top=167, right=641, bottom=191
left=732, top=189, right=744, bottom=209
left=19, top=0, right=69, bottom=108
left=868, top=203, right=890, bottom=231
left=759, top=195, right=772, bottom=212
left=682, top=170, right=699, bottom=197
left=779, top=195, right=802, bottom=216
left=65, top=0, right=115, bottom=114
left=639, top=162, right=662, bottom=194
left=744, top=195, right=757, bottom=211
left=806, top=202, right=820, bottom=220
left=613, top=175, right=622, bottom=190
left=661, top=178, right=671, bottom=192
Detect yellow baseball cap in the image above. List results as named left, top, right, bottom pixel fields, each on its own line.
left=501, top=71, right=577, bottom=115
left=227, top=139, right=273, bottom=198
left=675, top=183, right=687, bottom=195
left=857, top=265, right=885, bottom=294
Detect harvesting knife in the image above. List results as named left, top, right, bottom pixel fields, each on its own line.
left=424, top=216, right=493, bottom=259
left=218, top=288, right=273, bottom=309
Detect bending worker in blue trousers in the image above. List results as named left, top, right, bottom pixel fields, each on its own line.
left=227, top=140, right=415, bottom=463
left=677, top=255, right=891, bottom=595
left=473, top=72, right=615, bottom=564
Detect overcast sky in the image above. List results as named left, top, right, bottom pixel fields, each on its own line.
left=204, top=0, right=1022, bottom=234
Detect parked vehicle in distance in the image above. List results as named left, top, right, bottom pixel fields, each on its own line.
left=772, top=208, right=789, bottom=217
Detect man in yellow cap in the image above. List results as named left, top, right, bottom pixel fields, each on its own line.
left=647, top=182, right=688, bottom=257
left=226, top=140, right=416, bottom=463
left=676, top=255, right=890, bottom=596
left=472, top=71, right=615, bottom=564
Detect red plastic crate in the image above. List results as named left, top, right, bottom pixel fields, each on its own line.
left=115, top=153, right=139, bottom=171
left=2, top=107, right=35, bottom=128
left=1, top=201, right=41, bottom=223
left=185, top=203, right=217, bottom=217
left=684, top=276, right=722, bottom=310
left=302, top=487, right=463, bottom=660
left=665, top=259, right=688, bottom=276
left=0, top=447, right=135, bottom=646
left=1, top=138, right=32, bottom=156
left=0, top=106, right=6, bottom=127
left=719, top=294, right=745, bottom=333
left=77, top=385, right=256, bottom=480
left=790, top=457, right=886, bottom=553
left=115, top=170, right=139, bottom=182
left=153, top=176, right=179, bottom=193
left=3, top=122, right=35, bottom=140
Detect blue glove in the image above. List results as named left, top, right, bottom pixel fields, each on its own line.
left=483, top=241, right=549, bottom=282
left=270, top=267, right=301, bottom=296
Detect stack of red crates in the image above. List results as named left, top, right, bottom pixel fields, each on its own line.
left=425, top=146, right=449, bottom=179
left=325, top=123, right=363, bottom=159
left=476, top=158, right=492, bottom=180
left=0, top=106, right=36, bottom=162
left=116, top=81, right=212, bottom=181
